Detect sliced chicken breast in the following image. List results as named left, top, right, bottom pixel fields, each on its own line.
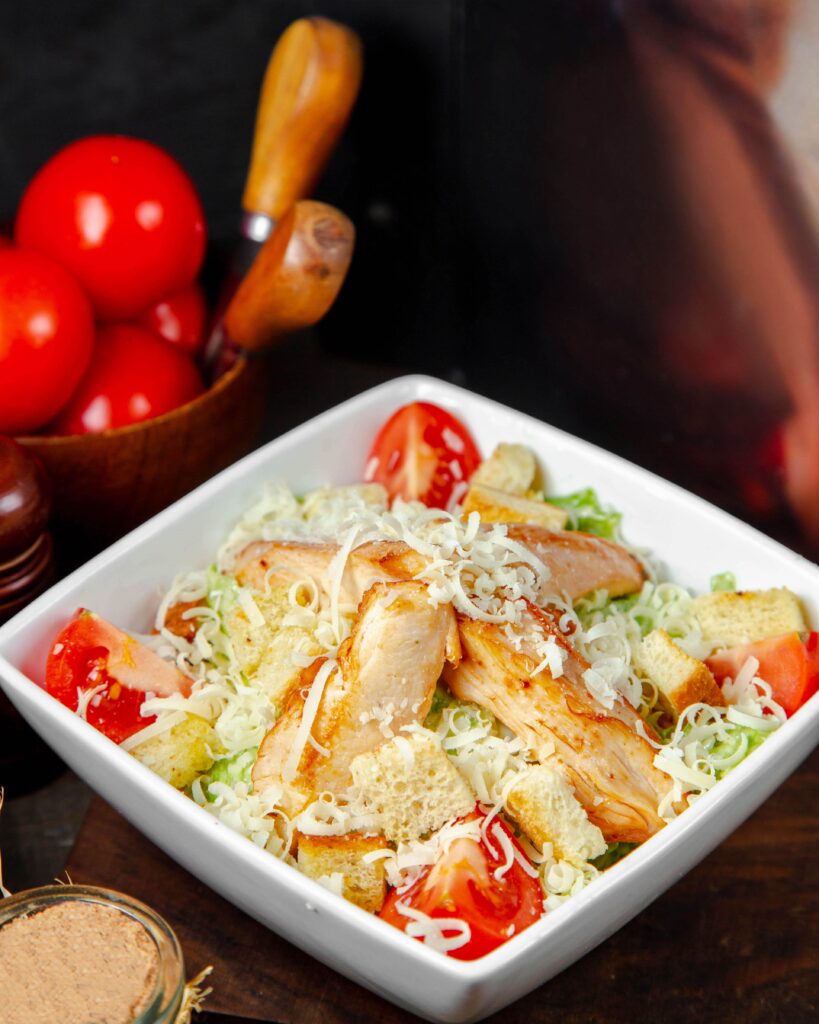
left=443, top=604, right=670, bottom=843
left=506, top=525, right=646, bottom=600
left=252, top=580, right=460, bottom=816
left=235, top=539, right=425, bottom=608
left=235, top=523, right=643, bottom=614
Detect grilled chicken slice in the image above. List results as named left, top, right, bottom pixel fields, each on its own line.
left=506, top=525, right=645, bottom=600
left=252, top=580, right=460, bottom=816
left=235, top=539, right=425, bottom=608
left=443, top=604, right=670, bottom=843
left=236, top=524, right=643, bottom=612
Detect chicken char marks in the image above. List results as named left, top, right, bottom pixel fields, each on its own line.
left=252, top=580, right=460, bottom=816
left=443, top=604, right=671, bottom=843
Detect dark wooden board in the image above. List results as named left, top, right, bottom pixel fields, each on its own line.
left=66, top=750, right=819, bottom=1024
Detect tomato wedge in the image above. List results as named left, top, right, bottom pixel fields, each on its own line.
left=706, top=631, right=819, bottom=717
left=379, top=811, right=543, bottom=959
left=364, top=402, right=481, bottom=508
left=45, top=611, right=191, bottom=743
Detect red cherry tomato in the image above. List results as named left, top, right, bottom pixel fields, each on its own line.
left=16, top=136, right=206, bottom=319
left=380, top=811, right=544, bottom=959
left=365, top=402, right=482, bottom=508
left=706, top=631, right=819, bottom=717
left=0, top=249, right=94, bottom=434
left=137, top=281, right=208, bottom=355
left=53, top=323, right=203, bottom=434
left=45, top=611, right=191, bottom=744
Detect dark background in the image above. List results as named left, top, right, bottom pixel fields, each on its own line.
left=0, top=0, right=622, bottom=439
left=2, top=0, right=817, bottom=554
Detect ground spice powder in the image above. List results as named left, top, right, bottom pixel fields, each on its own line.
left=0, top=899, right=160, bottom=1024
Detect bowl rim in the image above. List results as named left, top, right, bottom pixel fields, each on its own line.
left=14, top=352, right=252, bottom=447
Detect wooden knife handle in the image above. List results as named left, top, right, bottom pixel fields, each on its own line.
left=242, top=17, right=363, bottom=223
left=224, top=200, right=355, bottom=351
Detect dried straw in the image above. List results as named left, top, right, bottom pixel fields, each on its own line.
left=176, top=965, right=214, bottom=1023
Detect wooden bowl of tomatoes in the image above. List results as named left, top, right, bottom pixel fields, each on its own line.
left=2, top=136, right=266, bottom=539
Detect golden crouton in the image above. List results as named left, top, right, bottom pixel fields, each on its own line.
left=691, top=588, right=807, bottom=647
left=296, top=832, right=388, bottom=913
left=506, top=764, right=606, bottom=865
left=636, top=629, right=725, bottom=716
left=470, top=443, right=537, bottom=496
left=130, top=714, right=220, bottom=790
left=351, top=732, right=475, bottom=844
left=225, top=584, right=323, bottom=711
left=462, top=482, right=569, bottom=530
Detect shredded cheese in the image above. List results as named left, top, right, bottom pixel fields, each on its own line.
left=283, top=659, right=337, bottom=783
left=394, top=903, right=471, bottom=953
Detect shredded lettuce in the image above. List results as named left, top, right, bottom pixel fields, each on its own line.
left=547, top=488, right=622, bottom=539
left=425, top=686, right=488, bottom=734
left=206, top=565, right=240, bottom=614
left=707, top=725, right=766, bottom=778
left=591, top=842, right=636, bottom=870
left=427, top=684, right=451, bottom=719
left=201, top=746, right=258, bottom=801
left=710, top=571, right=737, bottom=593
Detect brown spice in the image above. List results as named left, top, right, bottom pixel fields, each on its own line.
left=0, top=899, right=159, bottom=1024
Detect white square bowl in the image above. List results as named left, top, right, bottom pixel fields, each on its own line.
left=1, top=375, right=818, bottom=1023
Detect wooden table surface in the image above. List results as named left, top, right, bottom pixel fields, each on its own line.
left=15, top=746, right=813, bottom=1023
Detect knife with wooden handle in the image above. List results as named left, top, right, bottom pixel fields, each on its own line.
left=209, top=200, right=355, bottom=378
left=204, top=16, right=362, bottom=372
left=241, top=17, right=363, bottom=244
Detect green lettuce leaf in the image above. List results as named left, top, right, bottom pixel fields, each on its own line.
left=591, top=842, right=637, bottom=870
left=202, top=746, right=258, bottom=800
left=206, top=565, right=240, bottom=614
left=547, top=487, right=622, bottom=539
left=710, top=571, right=737, bottom=593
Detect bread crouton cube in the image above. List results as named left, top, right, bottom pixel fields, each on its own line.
left=636, top=629, right=726, bottom=715
left=691, top=588, right=807, bottom=647
left=296, top=832, right=388, bottom=913
left=470, top=443, right=537, bottom=496
left=130, top=714, right=220, bottom=790
left=225, top=585, right=322, bottom=710
left=351, top=733, right=475, bottom=844
left=506, top=764, right=606, bottom=865
left=462, top=482, right=569, bottom=530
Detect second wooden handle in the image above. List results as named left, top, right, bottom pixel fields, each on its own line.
left=242, top=17, right=363, bottom=222
left=224, top=200, right=355, bottom=351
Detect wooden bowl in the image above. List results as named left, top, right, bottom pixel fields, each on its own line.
left=17, top=356, right=267, bottom=541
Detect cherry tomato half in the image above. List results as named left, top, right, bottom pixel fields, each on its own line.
left=137, top=281, right=208, bottom=355
left=365, top=402, right=482, bottom=508
left=53, top=323, right=203, bottom=434
left=16, top=136, right=206, bottom=319
left=0, top=248, right=94, bottom=434
left=380, top=811, right=544, bottom=959
left=45, top=611, right=191, bottom=744
left=707, top=631, right=819, bottom=717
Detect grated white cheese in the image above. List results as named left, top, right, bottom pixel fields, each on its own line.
left=394, top=903, right=471, bottom=953
left=315, top=872, right=345, bottom=897
left=283, top=659, right=337, bottom=783
left=75, top=683, right=108, bottom=721
left=651, top=656, right=786, bottom=819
